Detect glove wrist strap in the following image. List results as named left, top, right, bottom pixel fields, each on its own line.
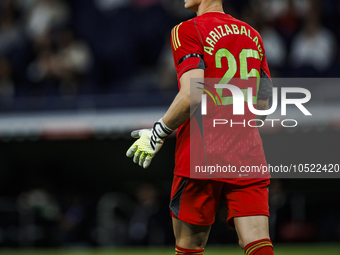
left=152, top=118, right=173, bottom=140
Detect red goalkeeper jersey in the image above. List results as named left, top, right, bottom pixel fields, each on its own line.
left=171, top=12, right=272, bottom=184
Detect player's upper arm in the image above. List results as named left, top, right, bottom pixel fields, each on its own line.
left=258, top=67, right=273, bottom=101
left=179, top=68, right=204, bottom=105
left=171, top=20, right=205, bottom=80
left=258, top=47, right=273, bottom=101
left=257, top=98, right=269, bottom=111
left=257, top=36, right=273, bottom=115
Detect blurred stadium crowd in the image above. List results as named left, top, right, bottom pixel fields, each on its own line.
left=2, top=175, right=339, bottom=248
left=0, top=0, right=339, bottom=105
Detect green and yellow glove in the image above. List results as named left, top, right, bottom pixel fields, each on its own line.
left=126, top=118, right=173, bottom=169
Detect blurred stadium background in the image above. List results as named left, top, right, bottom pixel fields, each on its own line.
left=0, top=0, right=339, bottom=254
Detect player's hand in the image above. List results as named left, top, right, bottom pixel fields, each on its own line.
left=126, top=119, right=172, bottom=169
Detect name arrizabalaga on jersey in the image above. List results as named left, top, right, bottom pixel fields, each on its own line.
left=203, top=24, right=264, bottom=59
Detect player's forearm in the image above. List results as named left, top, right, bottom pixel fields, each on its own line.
left=255, top=115, right=267, bottom=123
left=255, top=98, right=269, bottom=124
left=162, top=69, right=204, bottom=130
left=162, top=90, right=199, bottom=131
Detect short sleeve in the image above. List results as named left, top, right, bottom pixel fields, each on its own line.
left=171, top=20, right=205, bottom=78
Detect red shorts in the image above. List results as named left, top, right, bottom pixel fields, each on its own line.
left=169, top=175, right=270, bottom=227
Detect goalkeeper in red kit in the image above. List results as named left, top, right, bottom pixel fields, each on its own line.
left=126, top=0, right=274, bottom=254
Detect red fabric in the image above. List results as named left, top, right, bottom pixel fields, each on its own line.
left=170, top=12, right=272, bottom=185
left=244, top=238, right=274, bottom=255
left=170, top=175, right=270, bottom=227
left=175, top=244, right=204, bottom=254
left=171, top=21, right=204, bottom=80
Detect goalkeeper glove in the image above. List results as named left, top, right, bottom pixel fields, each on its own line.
left=126, top=118, right=173, bottom=169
